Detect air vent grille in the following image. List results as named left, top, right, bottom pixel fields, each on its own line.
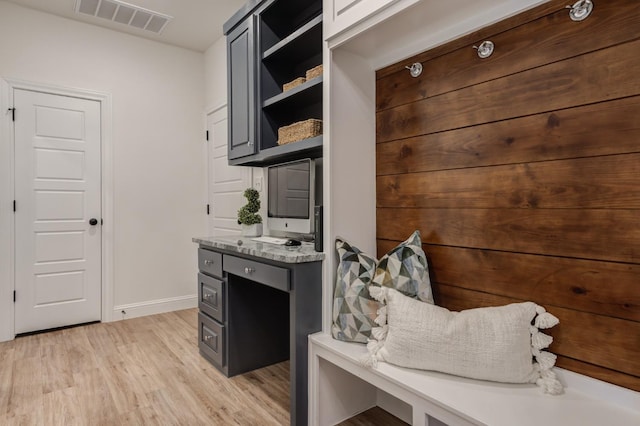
left=74, top=0, right=172, bottom=34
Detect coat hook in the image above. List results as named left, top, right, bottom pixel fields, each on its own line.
left=566, top=0, right=593, bottom=21
left=405, top=62, right=423, bottom=78
left=472, top=40, right=494, bottom=59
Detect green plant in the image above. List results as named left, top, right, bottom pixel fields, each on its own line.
left=237, top=188, right=262, bottom=225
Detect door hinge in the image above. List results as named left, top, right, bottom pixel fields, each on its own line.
left=13, top=200, right=16, bottom=212
left=206, top=130, right=209, bottom=141
left=206, top=204, right=210, bottom=215
left=8, top=108, right=15, bottom=121
left=13, top=291, right=16, bottom=302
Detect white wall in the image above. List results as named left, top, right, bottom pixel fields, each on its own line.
left=204, top=36, right=228, bottom=109
left=0, top=0, right=206, bottom=331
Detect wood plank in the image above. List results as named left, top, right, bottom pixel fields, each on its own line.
left=42, top=388, right=83, bottom=426
left=61, top=328, right=99, bottom=375
left=377, top=241, right=640, bottom=322
left=376, top=39, right=640, bottom=142
left=376, top=208, right=640, bottom=263
left=41, top=343, right=74, bottom=394
left=377, top=0, right=640, bottom=110
left=555, top=357, right=640, bottom=393
left=7, top=356, right=43, bottom=417
left=0, top=344, right=15, bottom=415
left=433, top=285, right=640, bottom=379
left=96, top=353, right=151, bottom=416
left=377, top=0, right=570, bottom=79
left=377, top=154, right=640, bottom=209
left=376, top=96, right=640, bottom=175
left=73, top=368, right=119, bottom=424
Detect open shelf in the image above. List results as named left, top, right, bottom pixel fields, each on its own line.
left=229, top=135, right=323, bottom=166
left=263, top=76, right=322, bottom=109
left=260, top=0, right=322, bottom=52
left=263, top=14, right=322, bottom=62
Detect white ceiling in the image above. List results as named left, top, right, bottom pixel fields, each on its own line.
left=5, top=0, right=247, bottom=52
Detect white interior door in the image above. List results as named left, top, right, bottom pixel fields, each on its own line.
left=14, top=89, right=102, bottom=334
left=207, top=106, right=252, bottom=236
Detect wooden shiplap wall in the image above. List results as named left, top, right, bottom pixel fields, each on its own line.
left=375, top=0, right=640, bottom=391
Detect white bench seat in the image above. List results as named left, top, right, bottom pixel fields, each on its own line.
left=309, top=332, right=640, bottom=426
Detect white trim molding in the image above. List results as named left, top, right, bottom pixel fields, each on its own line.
left=113, top=294, right=198, bottom=321
left=0, top=79, right=15, bottom=342
left=0, top=78, right=114, bottom=341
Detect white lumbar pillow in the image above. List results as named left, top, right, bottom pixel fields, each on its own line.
left=364, top=287, right=563, bottom=395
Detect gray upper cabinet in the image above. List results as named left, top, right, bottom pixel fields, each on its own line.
left=224, top=0, right=323, bottom=167
left=227, top=16, right=257, bottom=161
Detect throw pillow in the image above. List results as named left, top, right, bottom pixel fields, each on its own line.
left=364, top=287, right=563, bottom=395
left=332, top=230, right=433, bottom=343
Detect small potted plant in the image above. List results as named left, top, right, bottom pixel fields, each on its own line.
left=237, top=188, right=263, bottom=237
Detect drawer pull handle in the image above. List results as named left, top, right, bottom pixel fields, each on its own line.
left=244, top=267, right=255, bottom=274
left=204, top=335, right=212, bottom=342
left=203, top=293, right=212, bottom=301
left=204, top=259, right=214, bottom=266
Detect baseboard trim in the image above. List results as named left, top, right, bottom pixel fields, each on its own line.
left=112, top=294, right=197, bottom=321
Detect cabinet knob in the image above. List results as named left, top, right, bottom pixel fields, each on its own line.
left=244, top=267, right=255, bottom=274
left=204, top=335, right=212, bottom=342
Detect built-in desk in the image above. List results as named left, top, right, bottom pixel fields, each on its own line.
left=193, top=237, right=324, bottom=426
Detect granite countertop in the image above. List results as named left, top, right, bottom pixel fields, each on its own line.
left=193, top=236, right=325, bottom=264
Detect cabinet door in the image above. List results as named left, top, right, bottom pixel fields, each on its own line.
left=227, top=16, right=257, bottom=160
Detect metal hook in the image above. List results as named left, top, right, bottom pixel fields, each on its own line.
left=566, top=0, right=593, bottom=21
left=405, top=62, right=423, bottom=78
left=472, top=41, right=494, bottom=59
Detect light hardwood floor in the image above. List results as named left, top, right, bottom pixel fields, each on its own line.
left=0, top=308, right=404, bottom=425
left=0, top=309, right=291, bottom=425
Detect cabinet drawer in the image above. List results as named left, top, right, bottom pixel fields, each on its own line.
left=223, top=255, right=289, bottom=292
left=198, top=248, right=222, bottom=277
left=198, top=273, right=224, bottom=323
left=198, top=312, right=225, bottom=368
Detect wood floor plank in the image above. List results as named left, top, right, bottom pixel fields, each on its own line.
left=97, top=353, right=151, bottom=416
left=41, top=343, right=74, bottom=394
left=61, top=327, right=99, bottom=375
left=42, top=387, right=83, bottom=426
left=7, top=356, right=43, bottom=417
left=73, top=367, right=119, bottom=424
left=0, top=343, right=15, bottom=415
left=116, top=342, right=166, bottom=394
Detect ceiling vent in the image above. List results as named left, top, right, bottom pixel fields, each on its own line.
left=75, top=0, right=172, bottom=34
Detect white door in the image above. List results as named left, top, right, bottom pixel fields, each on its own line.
left=14, top=89, right=102, bottom=334
left=207, top=106, right=253, bottom=236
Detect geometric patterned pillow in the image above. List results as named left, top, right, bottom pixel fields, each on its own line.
left=372, top=230, right=433, bottom=304
left=332, top=230, right=433, bottom=343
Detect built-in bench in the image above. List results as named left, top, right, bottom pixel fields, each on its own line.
left=308, top=333, right=640, bottom=426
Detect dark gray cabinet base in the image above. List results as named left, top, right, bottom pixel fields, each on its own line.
left=197, top=245, right=322, bottom=426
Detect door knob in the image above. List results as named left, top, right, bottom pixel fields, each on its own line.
left=89, top=218, right=98, bottom=226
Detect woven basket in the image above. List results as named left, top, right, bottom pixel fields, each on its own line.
left=278, top=119, right=323, bottom=145
left=283, top=77, right=306, bottom=92
left=305, top=64, right=323, bottom=80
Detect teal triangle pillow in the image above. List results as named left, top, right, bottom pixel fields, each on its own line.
left=332, top=230, right=433, bottom=343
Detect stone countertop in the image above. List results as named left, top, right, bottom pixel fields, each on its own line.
left=193, top=236, right=325, bottom=264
